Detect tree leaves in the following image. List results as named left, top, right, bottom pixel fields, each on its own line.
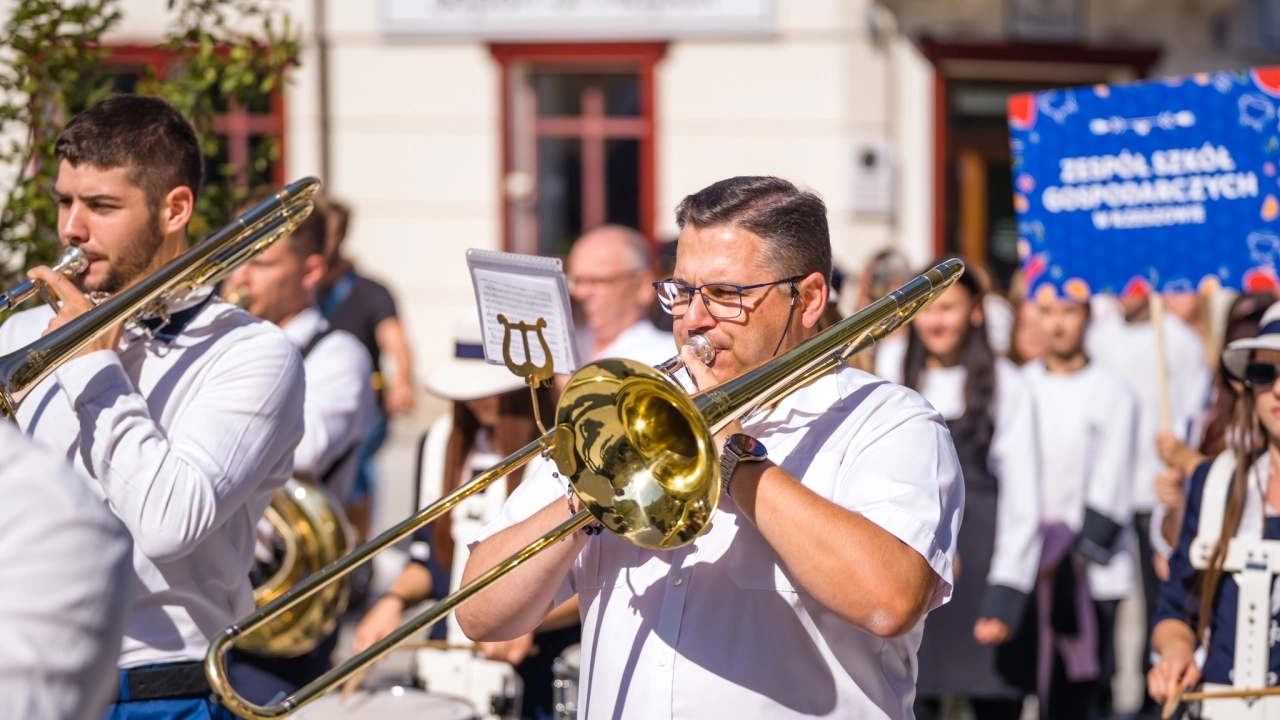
left=0, top=0, right=298, bottom=287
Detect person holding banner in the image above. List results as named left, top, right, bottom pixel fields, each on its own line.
left=1148, top=302, right=1280, bottom=717
left=1023, top=297, right=1138, bottom=719
left=875, top=264, right=1042, bottom=720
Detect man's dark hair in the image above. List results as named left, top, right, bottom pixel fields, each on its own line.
left=674, top=176, right=832, bottom=284
left=55, top=95, right=203, bottom=206
left=237, top=187, right=326, bottom=261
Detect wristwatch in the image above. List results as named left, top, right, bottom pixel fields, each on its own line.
left=719, top=433, right=768, bottom=498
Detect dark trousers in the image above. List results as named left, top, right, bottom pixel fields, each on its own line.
left=226, top=632, right=338, bottom=706
left=914, top=697, right=1024, bottom=720
left=1134, top=511, right=1161, bottom=715
left=1043, top=599, right=1120, bottom=720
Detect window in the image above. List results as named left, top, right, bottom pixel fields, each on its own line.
left=104, top=45, right=287, bottom=190
left=493, top=44, right=664, bottom=258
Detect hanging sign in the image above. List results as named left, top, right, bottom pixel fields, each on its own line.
left=1009, top=67, right=1280, bottom=300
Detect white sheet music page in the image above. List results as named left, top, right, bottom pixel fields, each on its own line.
left=466, top=249, right=580, bottom=375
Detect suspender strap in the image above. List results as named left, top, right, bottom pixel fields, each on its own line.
left=300, top=326, right=336, bottom=360
left=1191, top=452, right=1238, bottom=570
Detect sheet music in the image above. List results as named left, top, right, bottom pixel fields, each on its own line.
left=466, top=249, right=580, bottom=375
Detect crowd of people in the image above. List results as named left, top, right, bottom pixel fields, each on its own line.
left=4, top=91, right=1280, bottom=720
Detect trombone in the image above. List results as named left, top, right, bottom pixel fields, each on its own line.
left=0, top=177, right=320, bottom=418
left=205, top=258, right=967, bottom=719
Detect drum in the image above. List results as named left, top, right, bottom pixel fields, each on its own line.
left=290, top=686, right=476, bottom=720
left=551, top=644, right=581, bottom=720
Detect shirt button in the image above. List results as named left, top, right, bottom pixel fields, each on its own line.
left=673, top=575, right=683, bottom=586
left=658, top=653, right=669, bottom=666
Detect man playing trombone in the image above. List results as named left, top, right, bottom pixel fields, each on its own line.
left=458, top=176, right=965, bottom=719
left=0, top=95, right=306, bottom=720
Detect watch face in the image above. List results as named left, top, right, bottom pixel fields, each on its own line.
left=728, top=433, right=767, bottom=460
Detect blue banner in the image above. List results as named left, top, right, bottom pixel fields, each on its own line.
left=1009, top=67, right=1280, bottom=300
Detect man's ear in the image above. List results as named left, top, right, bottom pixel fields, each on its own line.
left=301, top=253, right=327, bottom=292
left=798, top=272, right=829, bottom=330
left=160, top=186, right=195, bottom=236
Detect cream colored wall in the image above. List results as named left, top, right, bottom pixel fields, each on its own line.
left=657, top=0, right=900, bottom=284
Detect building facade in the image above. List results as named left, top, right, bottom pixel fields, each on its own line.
left=15, top=0, right=1280, bottom=378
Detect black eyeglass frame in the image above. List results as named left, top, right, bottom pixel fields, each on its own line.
left=651, top=275, right=804, bottom=319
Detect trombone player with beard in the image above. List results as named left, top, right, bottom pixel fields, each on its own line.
left=0, top=95, right=306, bottom=720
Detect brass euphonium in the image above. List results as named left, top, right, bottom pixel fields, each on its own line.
left=205, top=258, right=966, bottom=719
left=0, top=177, right=351, bottom=656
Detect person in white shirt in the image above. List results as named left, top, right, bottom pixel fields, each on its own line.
left=567, top=224, right=671, bottom=367
left=1085, top=290, right=1210, bottom=716
left=457, top=176, right=965, bottom=720
left=220, top=197, right=375, bottom=702
left=7, top=96, right=305, bottom=720
left=1022, top=298, right=1138, bottom=719
left=875, top=265, right=1043, bottom=720
left=0, top=422, right=132, bottom=720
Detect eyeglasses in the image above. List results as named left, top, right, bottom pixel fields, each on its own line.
left=567, top=271, right=641, bottom=292
left=1246, top=362, right=1280, bottom=389
left=652, top=276, right=802, bottom=319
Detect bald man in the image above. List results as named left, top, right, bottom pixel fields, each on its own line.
left=567, top=225, right=671, bottom=365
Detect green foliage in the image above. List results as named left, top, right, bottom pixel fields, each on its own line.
left=0, top=0, right=299, bottom=288
left=0, top=0, right=121, bottom=278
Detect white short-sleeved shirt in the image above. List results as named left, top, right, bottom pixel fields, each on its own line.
left=875, top=338, right=1043, bottom=597
left=583, top=318, right=673, bottom=368
left=474, top=364, right=964, bottom=720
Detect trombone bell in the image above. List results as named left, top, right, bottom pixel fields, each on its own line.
left=553, top=358, right=718, bottom=549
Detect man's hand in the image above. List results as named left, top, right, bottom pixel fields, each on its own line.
left=384, top=378, right=416, bottom=415
left=973, top=617, right=1013, bottom=645
left=680, top=343, right=743, bottom=448
left=28, top=265, right=121, bottom=354
left=1155, top=467, right=1186, bottom=510
left=1148, top=638, right=1201, bottom=703
left=479, top=632, right=536, bottom=665
left=353, top=595, right=404, bottom=655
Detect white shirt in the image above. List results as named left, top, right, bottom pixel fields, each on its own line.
left=281, top=306, right=375, bottom=500
left=586, top=318, right=673, bottom=367
left=0, top=290, right=306, bottom=668
left=475, top=365, right=964, bottom=720
left=1086, top=313, right=1211, bottom=512
left=0, top=422, right=132, bottom=720
left=875, top=338, right=1043, bottom=596
left=1023, top=360, right=1139, bottom=600
left=984, top=294, right=1015, bottom=357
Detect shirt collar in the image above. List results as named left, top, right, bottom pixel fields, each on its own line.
left=133, top=286, right=216, bottom=344
left=280, top=306, right=328, bottom=350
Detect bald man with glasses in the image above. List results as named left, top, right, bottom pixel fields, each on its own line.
left=566, top=225, right=671, bottom=366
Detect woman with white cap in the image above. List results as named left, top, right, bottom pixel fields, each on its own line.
left=352, top=311, right=578, bottom=720
left=1149, top=302, right=1280, bottom=716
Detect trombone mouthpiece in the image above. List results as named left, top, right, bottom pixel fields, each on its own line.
left=54, top=247, right=88, bottom=276
left=686, top=334, right=714, bottom=365
left=655, top=334, right=715, bottom=377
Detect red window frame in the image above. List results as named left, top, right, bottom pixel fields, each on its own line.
left=104, top=44, right=288, bottom=188
left=490, top=42, right=666, bottom=255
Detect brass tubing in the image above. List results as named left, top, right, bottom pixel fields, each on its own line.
left=207, top=508, right=593, bottom=719
left=0, top=178, right=318, bottom=418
